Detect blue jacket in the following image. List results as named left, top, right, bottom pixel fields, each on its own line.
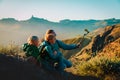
left=40, top=40, right=77, bottom=59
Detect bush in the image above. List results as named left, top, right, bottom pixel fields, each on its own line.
left=77, top=56, right=120, bottom=79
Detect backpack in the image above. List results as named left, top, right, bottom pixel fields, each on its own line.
left=39, top=45, right=49, bottom=59
left=39, top=40, right=60, bottom=60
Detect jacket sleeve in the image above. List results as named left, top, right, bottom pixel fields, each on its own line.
left=22, top=43, right=28, bottom=51
left=25, top=47, right=33, bottom=56
left=26, top=47, right=39, bottom=58
left=45, top=46, right=60, bottom=59
left=57, top=40, right=77, bottom=50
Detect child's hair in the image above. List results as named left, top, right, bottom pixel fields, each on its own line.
left=45, top=34, right=55, bottom=41
left=45, top=29, right=56, bottom=36
left=27, top=36, right=39, bottom=44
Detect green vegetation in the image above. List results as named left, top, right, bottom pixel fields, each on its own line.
left=76, top=56, right=120, bottom=79
left=73, top=37, right=120, bottom=80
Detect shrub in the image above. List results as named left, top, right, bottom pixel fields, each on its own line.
left=77, top=56, right=120, bottom=79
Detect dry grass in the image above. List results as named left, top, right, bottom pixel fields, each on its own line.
left=76, top=56, right=120, bottom=79
left=69, top=38, right=120, bottom=80
left=0, top=42, right=24, bottom=57
left=98, top=38, right=120, bottom=58
left=62, top=36, right=91, bottom=59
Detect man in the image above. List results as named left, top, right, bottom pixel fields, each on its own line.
left=39, top=29, right=80, bottom=71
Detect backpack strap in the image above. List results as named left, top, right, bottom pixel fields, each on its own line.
left=39, top=45, right=46, bottom=55
left=56, top=40, right=61, bottom=48
left=39, top=41, right=53, bottom=60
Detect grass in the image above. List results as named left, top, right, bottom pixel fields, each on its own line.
left=0, top=42, right=23, bottom=57
left=0, top=43, right=100, bottom=80
left=0, top=36, right=120, bottom=80
left=72, top=36, right=120, bottom=80
left=76, top=56, right=120, bottom=79
left=62, top=36, right=91, bottom=59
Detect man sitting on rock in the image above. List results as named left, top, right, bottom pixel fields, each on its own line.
left=39, top=30, right=80, bottom=71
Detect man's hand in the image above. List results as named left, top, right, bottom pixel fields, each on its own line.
left=76, top=43, right=81, bottom=48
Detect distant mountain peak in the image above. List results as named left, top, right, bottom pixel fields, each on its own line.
left=26, top=15, right=49, bottom=23
left=30, top=15, right=40, bottom=20
left=31, top=15, right=34, bottom=18
left=0, top=18, right=18, bottom=24
left=0, top=18, right=18, bottom=22
left=59, top=19, right=71, bottom=23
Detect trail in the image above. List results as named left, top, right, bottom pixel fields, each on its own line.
left=0, top=54, right=99, bottom=80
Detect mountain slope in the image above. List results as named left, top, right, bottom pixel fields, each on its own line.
left=60, top=24, right=120, bottom=60
left=0, top=17, right=120, bottom=45
left=75, top=24, right=120, bottom=57
left=62, top=36, right=91, bottom=59
left=0, top=24, right=120, bottom=80
left=97, top=37, right=120, bottom=58
left=66, top=24, right=120, bottom=79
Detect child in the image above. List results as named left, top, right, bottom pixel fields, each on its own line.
left=22, top=36, right=40, bottom=65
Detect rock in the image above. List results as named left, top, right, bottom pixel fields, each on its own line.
left=77, top=24, right=120, bottom=56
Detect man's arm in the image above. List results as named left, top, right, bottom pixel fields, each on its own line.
left=45, top=46, right=61, bottom=59
left=57, top=40, right=78, bottom=50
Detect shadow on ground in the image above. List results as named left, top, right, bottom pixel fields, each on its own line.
left=0, top=54, right=100, bottom=80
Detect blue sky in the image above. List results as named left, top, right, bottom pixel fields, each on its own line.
left=0, top=0, right=120, bottom=21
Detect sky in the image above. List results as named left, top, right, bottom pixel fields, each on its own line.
left=0, top=0, right=120, bottom=21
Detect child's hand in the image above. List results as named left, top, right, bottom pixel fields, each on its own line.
left=54, top=51, right=57, bottom=55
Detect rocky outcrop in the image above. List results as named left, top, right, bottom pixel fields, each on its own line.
left=76, top=24, right=120, bottom=56
left=91, top=25, right=115, bottom=53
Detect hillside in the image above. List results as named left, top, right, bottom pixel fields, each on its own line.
left=65, top=24, right=120, bottom=80
left=0, top=53, right=100, bottom=80
left=62, top=24, right=120, bottom=59
left=75, top=24, right=120, bottom=57
left=62, top=36, right=91, bottom=59
left=0, top=24, right=120, bottom=80
left=0, top=17, right=120, bottom=45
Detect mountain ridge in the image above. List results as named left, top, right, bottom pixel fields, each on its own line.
left=0, top=16, right=120, bottom=25
left=0, top=16, right=120, bottom=45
